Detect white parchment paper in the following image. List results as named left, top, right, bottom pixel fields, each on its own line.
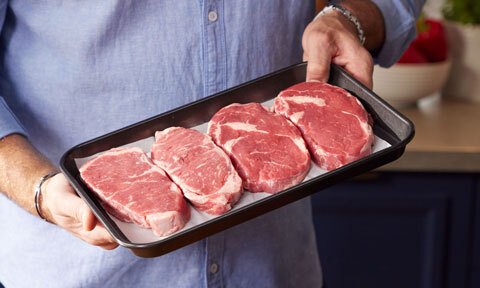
left=74, top=100, right=392, bottom=244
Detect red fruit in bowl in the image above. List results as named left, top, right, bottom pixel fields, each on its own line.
left=398, top=45, right=429, bottom=64
left=413, top=18, right=448, bottom=62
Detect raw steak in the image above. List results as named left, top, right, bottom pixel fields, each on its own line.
left=208, top=103, right=310, bottom=194
left=79, top=147, right=190, bottom=237
left=274, top=82, right=374, bottom=170
left=151, top=127, right=243, bottom=215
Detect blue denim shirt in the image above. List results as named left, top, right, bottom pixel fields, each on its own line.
left=0, top=1, right=423, bottom=287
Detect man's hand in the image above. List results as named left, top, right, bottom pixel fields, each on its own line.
left=42, top=174, right=119, bottom=250
left=303, top=13, right=373, bottom=88
left=303, top=0, right=385, bottom=89
left=0, top=134, right=117, bottom=250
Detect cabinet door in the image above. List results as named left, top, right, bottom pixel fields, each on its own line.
left=471, top=175, right=480, bottom=288
left=311, top=172, right=474, bottom=288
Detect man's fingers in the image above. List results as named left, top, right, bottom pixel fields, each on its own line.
left=101, top=242, right=120, bottom=250
left=303, top=30, right=336, bottom=82
left=334, top=50, right=373, bottom=89
left=330, top=39, right=374, bottom=89
left=58, top=190, right=92, bottom=225
left=48, top=175, right=97, bottom=231
left=83, top=208, right=97, bottom=231
left=43, top=174, right=118, bottom=249
left=60, top=196, right=117, bottom=247
left=302, top=14, right=374, bottom=88
left=80, top=225, right=118, bottom=248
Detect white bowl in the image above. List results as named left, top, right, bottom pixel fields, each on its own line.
left=372, top=59, right=452, bottom=108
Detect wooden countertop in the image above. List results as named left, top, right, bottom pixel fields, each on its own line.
left=380, top=95, right=480, bottom=172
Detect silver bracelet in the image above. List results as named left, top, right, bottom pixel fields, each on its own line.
left=314, top=3, right=366, bottom=45
left=34, top=171, right=59, bottom=220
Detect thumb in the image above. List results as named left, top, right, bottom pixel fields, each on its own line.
left=55, top=188, right=97, bottom=231
left=304, top=41, right=334, bottom=83
left=306, top=60, right=330, bottom=83
left=72, top=201, right=95, bottom=231
left=80, top=204, right=97, bottom=231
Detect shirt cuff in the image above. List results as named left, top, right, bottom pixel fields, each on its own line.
left=370, top=0, right=420, bottom=67
left=0, top=97, right=28, bottom=139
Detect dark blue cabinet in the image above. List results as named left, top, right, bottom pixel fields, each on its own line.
left=471, top=176, right=480, bottom=288
left=311, top=172, right=476, bottom=288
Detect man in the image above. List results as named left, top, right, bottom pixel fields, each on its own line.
left=0, top=0, right=423, bottom=287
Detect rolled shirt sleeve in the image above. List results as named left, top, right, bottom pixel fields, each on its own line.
left=0, top=97, right=27, bottom=139
left=0, top=1, right=27, bottom=139
left=370, top=0, right=426, bottom=67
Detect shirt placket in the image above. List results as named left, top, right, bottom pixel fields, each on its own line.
left=202, top=1, right=227, bottom=287
left=205, top=233, right=225, bottom=288
left=203, top=0, right=227, bottom=97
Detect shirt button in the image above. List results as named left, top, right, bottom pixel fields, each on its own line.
left=208, top=11, right=218, bottom=22
left=209, top=263, right=219, bottom=274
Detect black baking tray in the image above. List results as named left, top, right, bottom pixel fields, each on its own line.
left=60, top=62, right=414, bottom=257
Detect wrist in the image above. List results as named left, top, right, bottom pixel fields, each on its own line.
left=322, top=11, right=360, bottom=42
left=336, top=0, right=385, bottom=51
left=35, top=171, right=59, bottom=222
left=315, top=4, right=365, bottom=45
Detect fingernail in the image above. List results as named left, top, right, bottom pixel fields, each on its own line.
left=307, top=79, right=322, bottom=83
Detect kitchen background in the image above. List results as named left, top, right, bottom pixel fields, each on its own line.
left=311, top=0, right=480, bottom=287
